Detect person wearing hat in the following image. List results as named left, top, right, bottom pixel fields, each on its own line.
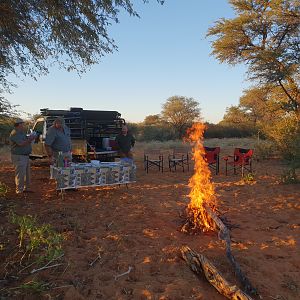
left=45, top=117, right=72, bottom=164
left=9, top=118, right=35, bottom=194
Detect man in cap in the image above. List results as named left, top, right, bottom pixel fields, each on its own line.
left=45, top=117, right=72, bottom=164
left=116, top=125, right=135, bottom=159
left=9, top=118, right=35, bottom=194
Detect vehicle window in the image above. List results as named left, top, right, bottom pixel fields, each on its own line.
left=33, top=121, right=44, bottom=134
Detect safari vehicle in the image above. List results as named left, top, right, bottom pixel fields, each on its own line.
left=30, top=107, right=125, bottom=161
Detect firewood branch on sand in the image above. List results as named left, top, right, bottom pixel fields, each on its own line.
left=181, top=246, right=253, bottom=300
left=181, top=204, right=257, bottom=299
left=203, top=204, right=257, bottom=295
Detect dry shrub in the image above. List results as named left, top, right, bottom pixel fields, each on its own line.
left=264, top=115, right=300, bottom=169
left=254, top=140, right=277, bottom=160
left=138, top=140, right=187, bottom=150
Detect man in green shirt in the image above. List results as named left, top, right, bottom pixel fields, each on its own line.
left=45, top=117, right=72, bottom=164
left=116, top=125, right=135, bottom=159
left=9, top=118, right=35, bottom=194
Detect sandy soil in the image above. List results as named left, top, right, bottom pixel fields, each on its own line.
left=0, top=148, right=299, bottom=300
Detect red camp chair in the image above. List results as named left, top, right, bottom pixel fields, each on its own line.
left=223, top=148, right=253, bottom=176
left=204, top=146, right=220, bottom=175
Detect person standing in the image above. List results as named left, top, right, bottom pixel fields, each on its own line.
left=9, top=118, right=35, bottom=194
left=45, top=117, right=72, bottom=165
left=116, top=125, right=135, bottom=159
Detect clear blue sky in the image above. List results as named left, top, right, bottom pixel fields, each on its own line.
left=6, top=0, right=250, bottom=124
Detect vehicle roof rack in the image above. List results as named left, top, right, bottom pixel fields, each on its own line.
left=40, top=108, right=122, bottom=120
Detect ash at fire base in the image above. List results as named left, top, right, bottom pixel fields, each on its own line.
left=181, top=122, right=217, bottom=233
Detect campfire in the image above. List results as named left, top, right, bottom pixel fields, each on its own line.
left=182, top=122, right=216, bottom=232
left=181, top=122, right=256, bottom=300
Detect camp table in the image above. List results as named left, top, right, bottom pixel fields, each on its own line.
left=50, top=162, right=136, bottom=190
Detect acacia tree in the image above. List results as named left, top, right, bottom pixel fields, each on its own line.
left=143, top=114, right=162, bottom=126
left=0, top=0, right=163, bottom=99
left=221, top=105, right=253, bottom=125
left=161, top=96, right=201, bottom=138
left=238, top=86, right=278, bottom=124
left=0, top=97, right=15, bottom=117
left=207, top=0, right=300, bottom=118
left=221, top=85, right=282, bottom=128
left=0, top=97, right=17, bottom=142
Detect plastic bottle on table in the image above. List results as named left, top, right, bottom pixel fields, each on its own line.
left=57, top=151, right=64, bottom=168
left=63, top=157, right=69, bottom=167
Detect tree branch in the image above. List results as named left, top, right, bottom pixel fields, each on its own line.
left=278, top=79, right=298, bottom=112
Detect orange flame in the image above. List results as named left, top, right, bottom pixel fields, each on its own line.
left=186, top=122, right=216, bottom=231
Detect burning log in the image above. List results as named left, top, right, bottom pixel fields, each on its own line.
left=181, top=246, right=253, bottom=300
left=183, top=123, right=217, bottom=232
left=181, top=123, right=257, bottom=297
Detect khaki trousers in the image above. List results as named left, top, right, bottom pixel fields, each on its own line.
left=11, top=154, right=31, bottom=193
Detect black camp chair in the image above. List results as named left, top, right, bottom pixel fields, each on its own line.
left=168, top=147, right=190, bottom=172
left=144, top=149, right=164, bottom=173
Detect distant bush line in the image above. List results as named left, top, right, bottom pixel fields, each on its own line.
left=0, top=120, right=257, bottom=146
left=128, top=123, right=257, bottom=141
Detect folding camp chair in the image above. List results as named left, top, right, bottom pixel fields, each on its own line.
left=223, top=148, right=254, bottom=176
left=168, top=148, right=190, bottom=172
left=204, top=146, right=220, bottom=175
left=144, top=149, right=164, bottom=173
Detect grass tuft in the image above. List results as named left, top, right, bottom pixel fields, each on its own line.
left=0, top=181, right=8, bottom=197
left=280, top=169, right=299, bottom=184
left=10, top=212, right=63, bottom=263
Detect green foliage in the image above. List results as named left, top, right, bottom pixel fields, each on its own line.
left=161, top=96, right=201, bottom=138
left=254, top=140, right=277, bottom=160
left=0, top=98, right=16, bottom=117
left=0, top=116, right=15, bottom=144
left=10, top=213, right=63, bottom=263
left=221, top=85, right=296, bottom=133
left=205, top=123, right=256, bottom=138
left=0, top=182, right=8, bottom=197
left=221, top=105, right=253, bottom=125
left=219, top=84, right=300, bottom=166
left=265, top=114, right=300, bottom=165
left=126, top=122, right=140, bottom=137
left=143, top=114, right=162, bottom=126
left=242, top=172, right=255, bottom=183
left=18, top=280, right=49, bottom=294
left=220, top=85, right=283, bottom=133
left=129, top=122, right=256, bottom=142
left=141, top=125, right=175, bottom=141
left=127, top=122, right=176, bottom=141
left=208, top=0, right=300, bottom=114
left=280, top=168, right=299, bottom=184
left=0, top=0, right=164, bottom=95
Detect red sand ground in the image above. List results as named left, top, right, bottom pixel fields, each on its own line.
left=0, top=149, right=299, bottom=300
